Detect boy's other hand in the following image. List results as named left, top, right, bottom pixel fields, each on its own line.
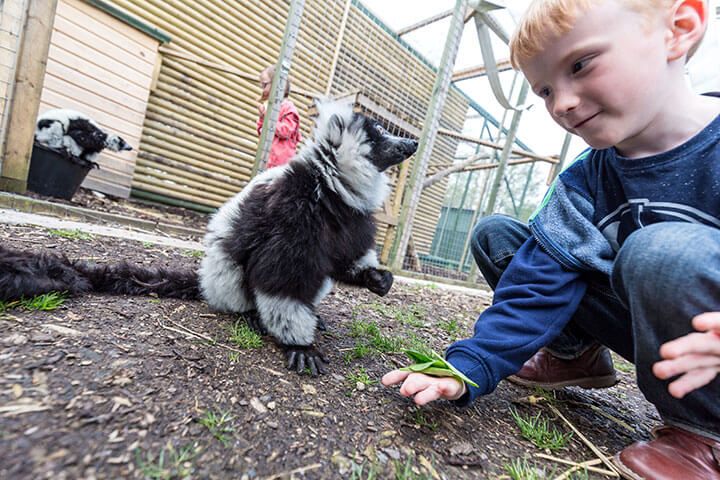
left=653, top=312, right=720, bottom=399
left=381, top=369, right=466, bottom=405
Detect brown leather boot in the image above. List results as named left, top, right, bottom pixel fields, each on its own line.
left=614, top=425, right=720, bottom=480
left=507, top=344, right=618, bottom=389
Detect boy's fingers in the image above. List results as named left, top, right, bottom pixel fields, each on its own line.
left=667, top=367, right=720, bottom=399
left=653, top=353, right=720, bottom=379
left=659, top=332, right=720, bottom=359
left=693, top=312, right=720, bottom=332
left=412, top=386, right=443, bottom=406
left=381, top=369, right=411, bottom=387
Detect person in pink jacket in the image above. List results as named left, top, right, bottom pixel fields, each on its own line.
left=257, top=65, right=302, bottom=169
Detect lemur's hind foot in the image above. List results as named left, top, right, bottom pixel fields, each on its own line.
left=283, top=345, right=328, bottom=376
left=243, top=310, right=267, bottom=335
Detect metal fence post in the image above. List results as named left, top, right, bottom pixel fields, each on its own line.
left=390, top=0, right=468, bottom=270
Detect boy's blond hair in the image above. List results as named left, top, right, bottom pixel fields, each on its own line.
left=509, top=0, right=704, bottom=69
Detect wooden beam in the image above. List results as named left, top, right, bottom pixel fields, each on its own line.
left=452, top=59, right=512, bottom=82
left=0, top=0, right=59, bottom=193
left=437, top=128, right=559, bottom=163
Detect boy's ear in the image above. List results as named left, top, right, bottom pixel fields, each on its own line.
left=666, top=0, right=707, bottom=61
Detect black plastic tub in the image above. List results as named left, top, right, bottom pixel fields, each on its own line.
left=27, top=143, right=92, bottom=200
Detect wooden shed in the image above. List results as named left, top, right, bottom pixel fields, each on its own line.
left=37, top=0, right=168, bottom=198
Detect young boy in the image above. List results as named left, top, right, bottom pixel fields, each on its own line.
left=382, top=1, right=720, bottom=477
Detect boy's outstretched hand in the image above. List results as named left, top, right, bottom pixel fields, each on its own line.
left=653, top=312, right=720, bottom=399
left=381, top=370, right=466, bottom=406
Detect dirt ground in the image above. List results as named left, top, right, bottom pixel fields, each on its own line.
left=0, top=211, right=662, bottom=479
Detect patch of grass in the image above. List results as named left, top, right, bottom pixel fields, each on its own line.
left=344, top=342, right=374, bottom=362
left=1, top=292, right=67, bottom=312
left=438, top=317, right=461, bottom=338
left=46, top=228, right=93, bottom=240
left=135, top=442, right=199, bottom=480
left=370, top=332, right=404, bottom=353
left=198, top=410, right=234, bottom=447
left=615, top=358, right=635, bottom=374
left=504, top=457, right=550, bottom=480
left=411, top=409, right=438, bottom=432
left=393, top=455, right=434, bottom=479
left=366, top=302, right=426, bottom=328
left=350, top=461, right=381, bottom=480
left=183, top=249, right=204, bottom=259
left=22, top=292, right=67, bottom=311
left=510, top=408, right=573, bottom=451
left=349, top=319, right=404, bottom=354
left=228, top=321, right=263, bottom=349
left=348, top=366, right=375, bottom=387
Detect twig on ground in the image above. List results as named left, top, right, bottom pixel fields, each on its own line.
left=535, top=453, right=616, bottom=476
left=547, top=404, right=621, bottom=477
left=265, top=462, right=322, bottom=479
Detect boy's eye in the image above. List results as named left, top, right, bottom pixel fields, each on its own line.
left=538, top=87, right=551, bottom=98
left=571, top=58, right=590, bottom=74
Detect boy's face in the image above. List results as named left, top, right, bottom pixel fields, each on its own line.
left=519, top=0, right=672, bottom=154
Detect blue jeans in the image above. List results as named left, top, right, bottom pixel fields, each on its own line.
left=471, top=214, right=720, bottom=440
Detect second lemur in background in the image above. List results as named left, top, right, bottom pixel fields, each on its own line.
left=256, top=65, right=302, bottom=169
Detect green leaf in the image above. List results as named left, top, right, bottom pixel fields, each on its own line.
left=400, top=349, right=479, bottom=388
left=404, top=349, right=434, bottom=364
left=402, top=361, right=436, bottom=372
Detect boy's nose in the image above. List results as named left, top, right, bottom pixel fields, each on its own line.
left=551, top=91, right=580, bottom=118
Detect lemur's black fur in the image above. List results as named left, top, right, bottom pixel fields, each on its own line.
left=2, top=101, right=417, bottom=376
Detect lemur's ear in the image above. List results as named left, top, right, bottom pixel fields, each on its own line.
left=327, top=114, right=345, bottom=147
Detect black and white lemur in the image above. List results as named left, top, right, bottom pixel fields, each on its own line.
left=1, top=101, right=418, bottom=375
left=34, top=108, right=133, bottom=166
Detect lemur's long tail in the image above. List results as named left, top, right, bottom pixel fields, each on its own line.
left=0, top=245, right=200, bottom=301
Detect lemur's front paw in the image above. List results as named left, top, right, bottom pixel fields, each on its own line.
left=284, top=345, right=329, bottom=376
left=364, top=269, right=393, bottom=296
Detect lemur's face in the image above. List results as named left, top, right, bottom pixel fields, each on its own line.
left=361, top=117, right=417, bottom=172
left=106, top=135, right=133, bottom=152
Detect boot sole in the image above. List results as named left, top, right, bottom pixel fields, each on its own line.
left=506, top=373, right=619, bottom=390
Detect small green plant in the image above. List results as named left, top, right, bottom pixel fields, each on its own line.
left=350, top=461, right=381, bottom=480
left=142, top=241, right=155, bottom=248
left=350, top=319, right=380, bottom=337
left=183, top=249, right=204, bottom=259
left=228, top=351, right=240, bottom=362
left=439, top=317, right=461, bottom=338
left=348, top=319, right=405, bottom=355
left=21, top=292, right=67, bottom=311
left=47, top=228, right=93, bottom=240
left=504, top=457, right=549, bottom=480
left=1, top=292, right=67, bottom=312
left=615, top=358, right=635, bottom=374
left=135, top=442, right=199, bottom=480
left=393, top=455, right=434, bottom=479
left=411, top=409, right=438, bottom=431
left=348, top=367, right=375, bottom=387
left=228, top=321, right=263, bottom=349
left=510, top=408, right=573, bottom=450
left=198, top=410, right=235, bottom=447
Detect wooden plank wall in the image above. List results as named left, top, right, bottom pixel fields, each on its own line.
left=0, top=0, right=28, bottom=164
left=37, top=0, right=159, bottom=198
